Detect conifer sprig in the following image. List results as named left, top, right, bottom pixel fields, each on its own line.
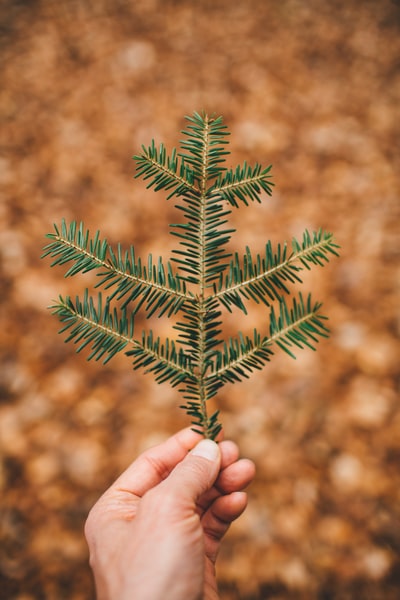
left=43, top=111, right=339, bottom=439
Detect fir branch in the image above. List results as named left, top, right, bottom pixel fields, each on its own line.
left=43, top=111, right=339, bottom=439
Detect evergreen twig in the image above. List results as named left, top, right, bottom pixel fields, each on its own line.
left=43, top=111, right=339, bottom=439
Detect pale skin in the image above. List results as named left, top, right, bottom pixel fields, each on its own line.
left=84, top=427, right=256, bottom=600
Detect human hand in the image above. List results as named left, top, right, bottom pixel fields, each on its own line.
left=84, top=427, right=255, bottom=600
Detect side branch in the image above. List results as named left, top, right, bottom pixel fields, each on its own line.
left=213, top=231, right=338, bottom=312
left=51, top=293, right=136, bottom=363
left=126, top=331, right=195, bottom=386
left=53, top=294, right=194, bottom=384
left=206, top=331, right=274, bottom=385
left=43, top=221, right=190, bottom=316
left=134, top=143, right=198, bottom=199
left=268, top=293, right=330, bottom=359
left=212, top=163, right=274, bottom=206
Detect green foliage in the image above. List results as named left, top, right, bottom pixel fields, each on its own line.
left=42, top=112, right=339, bottom=439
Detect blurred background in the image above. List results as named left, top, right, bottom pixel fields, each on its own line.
left=1, top=1, right=399, bottom=598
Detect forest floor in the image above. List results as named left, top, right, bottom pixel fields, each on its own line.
left=1, top=1, right=399, bottom=598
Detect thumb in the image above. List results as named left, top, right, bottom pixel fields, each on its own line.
left=161, top=439, right=221, bottom=503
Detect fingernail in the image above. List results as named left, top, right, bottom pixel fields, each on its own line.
left=191, top=439, right=219, bottom=461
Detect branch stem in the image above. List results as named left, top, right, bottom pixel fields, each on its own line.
left=197, top=116, right=211, bottom=438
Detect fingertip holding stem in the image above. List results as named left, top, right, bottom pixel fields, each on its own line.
left=191, top=439, right=220, bottom=462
